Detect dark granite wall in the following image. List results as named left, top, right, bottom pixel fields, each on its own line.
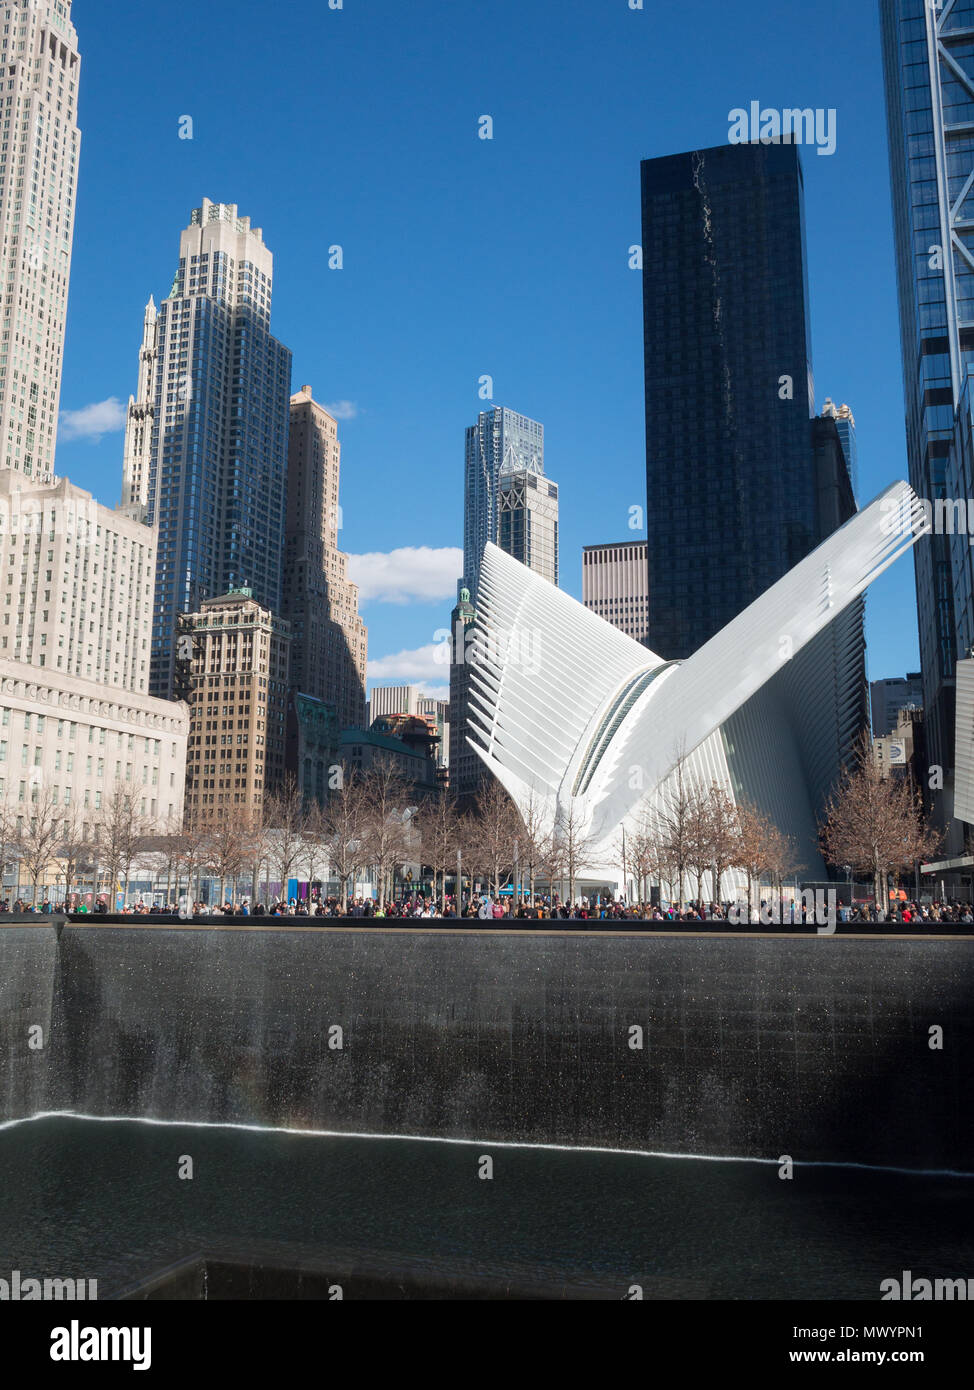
left=0, top=926, right=58, bottom=1120
left=3, top=923, right=973, bottom=1169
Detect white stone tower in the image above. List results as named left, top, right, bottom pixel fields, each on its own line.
left=0, top=0, right=81, bottom=479
left=119, top=296, right=158, bottom=520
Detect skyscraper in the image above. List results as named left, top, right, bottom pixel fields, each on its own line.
left=448, top=585, right=478, bottom=797
left=820, top=399, right=858, bottom=501
left=0, top=0, right=81, bottom=480
left=463, top=406, right=543, bottom=601
left=368, top=685, right=421, bottom=722
left=282, top=385, right=367, bottom=731
left=177, top=590, right=290, bottom=826
left=641, top=142, right=818, bottom=659
left=119, top=296, right=158, bottom=521
left=871, top=672, right=924, bottom=738
left=640, top=141, right=866, bottom=834
left=582, top=541, right=650, bottom=644
left=880, top=0, right=966, bottom=799
left=122, top=199, right=292, bottom=699
left=497, top=468, right=559, bottom=585
left=452, top=408, right=555, bottom=799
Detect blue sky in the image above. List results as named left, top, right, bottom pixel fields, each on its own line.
left=56, top=0, right=916, bottom=701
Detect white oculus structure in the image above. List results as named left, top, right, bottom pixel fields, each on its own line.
left=467, top=481, right=930, bottom=893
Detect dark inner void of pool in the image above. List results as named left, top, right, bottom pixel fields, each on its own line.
left=1, top=1116, right=972, bottom=1300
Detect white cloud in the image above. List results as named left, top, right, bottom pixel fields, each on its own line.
left=369, top=642, right=453, bottom=684
left=348, top=546, right=463, bottom=604
left=324, top=400, right=359, bottom=420
left=59, top=397, right=127, bottom=443
left=416, top=683, right=450, bottom=701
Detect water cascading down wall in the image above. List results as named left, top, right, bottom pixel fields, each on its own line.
left=2, top=921, right=972, bottom=1170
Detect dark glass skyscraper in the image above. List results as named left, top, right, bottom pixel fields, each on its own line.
left=641, top=142, right=818, bottom=659
left=880, top=0, right=971, bottom=811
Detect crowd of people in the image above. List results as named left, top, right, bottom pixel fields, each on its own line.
left=3, top=893, right=965, bottom=924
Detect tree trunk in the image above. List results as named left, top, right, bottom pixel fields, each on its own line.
left=873, top=849, right=882, bottom=917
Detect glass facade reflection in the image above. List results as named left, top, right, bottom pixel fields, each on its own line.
left=879, top=0, right=974, bottom=784
left=640, top=142, right=817, bottom=659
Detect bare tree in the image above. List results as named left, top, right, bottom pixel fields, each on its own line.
left=300, top=801, right=329, bottom=906
left=18, top=786, right=62, bottom=904
left=421, top=792, right=461, bottom=912
left=705, top=784, right=740, bottom=906
left=0, top=795, right=20, bottom=903
left=622, top=806, right=664, bottom=906
left=733, top=801, right=778, bottom=918
left=57, top=804, right=94, bottom=907
left=96, top=783, right=149, bottom=909
left=686, top=786, right=716, bottom=906
left=177, top=818, right=210, bottom=909
left=324, top=771, right=369, bottom=907
left=360, top=764, right=414, bottom=907
left=265, top=773, right=306, bottom=903
left=551, top=801, right=598, bottom=907
left=470, top=778, right=521, bottom=898
left=528, top=809, right=571, bottom=905
left=654, top=754, right=698, bottom=909
left=821, top=735, right=941, bottom=910
left=764, top=821, right=802, bottom=895
left=245, top=812, right=273, bottom=907
left=148, top=813, right=186, bottom=907
left=202, top=806, right=253, bottom=907
left=516, top=790, right=552, bottom=906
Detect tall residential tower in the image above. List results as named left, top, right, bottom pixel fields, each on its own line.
left=121, top=199, right=292, bottom=699
left=282, top=385, right=367, bottom=730
left=463, top=406, right=543, bottom=602
left=452, top=407, right=557, bottom=798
